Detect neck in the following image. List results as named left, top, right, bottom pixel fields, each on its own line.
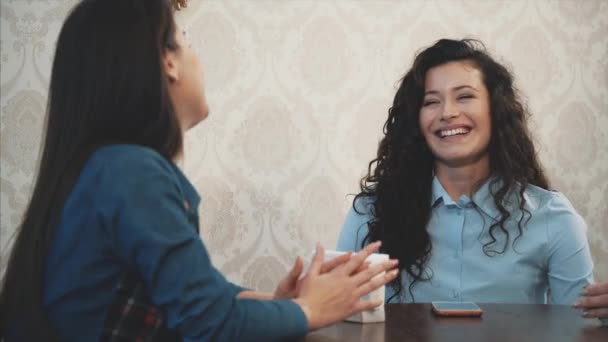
left=173, top=149, right=184, bottom=164
left=435, top=156, right=490, bottom=202
left=174, top=115, right=194, bottom=163
left=173, top=128, right=186, bottom=164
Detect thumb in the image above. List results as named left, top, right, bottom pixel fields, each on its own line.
left=289, top=256, right=304, bottom=281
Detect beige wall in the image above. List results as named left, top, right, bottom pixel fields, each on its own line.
left=1, top=0, right=607, bottom=290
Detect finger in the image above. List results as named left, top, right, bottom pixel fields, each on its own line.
left=362, top=240, right=382, bottom=254
left=575, top=293, right=608, bottom=309
left=289, top=256, right=304, bottom=282
left=342, top=241, right=381, bottom=275
left=581, top=307, right=608, bottom=319
left=308, top=242, right=325, bottom=275
left=320, top=252, right=352, bottom=273
left=351, top=299, right=384, bottom=313
left=354, top=269, right=399, bottom=298
left=583, top=283, right=608, bottom=296
left=355, top=261, right=371, bottom=273
left=352, top=259, right=399, bottom=287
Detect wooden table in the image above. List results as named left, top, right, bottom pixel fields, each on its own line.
left=303, top=304, right=608, bottom=342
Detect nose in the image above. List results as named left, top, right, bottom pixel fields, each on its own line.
left=441, top=99, right=460, bottom=120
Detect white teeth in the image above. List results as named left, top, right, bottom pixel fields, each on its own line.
left=440, top=128, right=470, bottom=137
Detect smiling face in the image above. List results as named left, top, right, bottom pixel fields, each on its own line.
left=419, top=60, right=492, bottom=169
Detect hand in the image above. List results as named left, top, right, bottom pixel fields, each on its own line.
left=274, top=256, right=304, bottom=300
left=293, top=241, right=399, bottom=331
left=574, top=282, right=608, bottom=319
left=274, top=251, right=369, bottom=300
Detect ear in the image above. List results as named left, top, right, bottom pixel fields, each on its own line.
left=163, top=49, right=180, bottom=83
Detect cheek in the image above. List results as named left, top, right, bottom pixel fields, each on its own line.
left=418, top=111, right=436, bottom=139
left=476, top=112, right=492, bottom=148
left=418, top=111, right=431, bottom=130
left=188, top=61, right=204, bottom=94
left=194, top=58, right=203, bottom=80
left=469, top=106, right=490, bottom=130
left=481, top=112, right=492, bottom=136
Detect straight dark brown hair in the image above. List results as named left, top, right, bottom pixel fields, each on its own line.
left=0, top=0, right=182, bottom=339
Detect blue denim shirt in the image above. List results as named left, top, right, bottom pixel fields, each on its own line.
left=337, top=177, right=593, bottom=305
left=43, top=144, right=307, bottom=341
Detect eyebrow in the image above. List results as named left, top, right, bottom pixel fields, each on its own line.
left=424, top=85, right=479, bottom=95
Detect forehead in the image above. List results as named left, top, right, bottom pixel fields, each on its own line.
left=424, top=61, right=484, bottom=90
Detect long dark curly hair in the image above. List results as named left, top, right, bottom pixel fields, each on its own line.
left=355, top=39, right=550, bottom=302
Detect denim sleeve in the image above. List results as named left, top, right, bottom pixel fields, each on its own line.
left=109, top=156, right=307, bottom=341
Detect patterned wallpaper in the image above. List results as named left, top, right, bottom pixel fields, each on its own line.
left=1, top=0, right=607, bottom=291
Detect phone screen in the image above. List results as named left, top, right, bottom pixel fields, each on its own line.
left=432, top=301, right=481, bottom=311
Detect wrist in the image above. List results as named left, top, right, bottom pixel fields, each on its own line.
left=273, top=287, right=285, bottom=300
left=293, top=298, right=315, bottom=330
left=237, top=290, right=274, bottom=300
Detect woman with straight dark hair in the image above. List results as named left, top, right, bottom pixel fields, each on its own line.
left=0, top=0, right=398, bottom=340
left=337, top=38, right=596, bottom=306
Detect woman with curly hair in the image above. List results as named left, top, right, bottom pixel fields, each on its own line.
left=337, top=38, right=595, bottom=307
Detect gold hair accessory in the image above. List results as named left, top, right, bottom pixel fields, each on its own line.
left=171, top=0, right=188, bottom=11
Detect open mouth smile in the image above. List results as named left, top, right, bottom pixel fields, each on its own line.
left=436, top=127, right=471, bottom=139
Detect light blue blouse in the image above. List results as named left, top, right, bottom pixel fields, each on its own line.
left=337, top=177, right=593, bottom=305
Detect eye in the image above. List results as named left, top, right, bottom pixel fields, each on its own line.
left=423, top=99, right=439, bottom=107
left=457, top=94, right=474, bottom=101
left=182, top=29, right=192, bottom=48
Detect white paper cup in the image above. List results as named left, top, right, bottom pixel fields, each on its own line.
left=310, top=249, right=389, bottom=323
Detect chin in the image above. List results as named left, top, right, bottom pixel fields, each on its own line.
left=200, top=110, right=209, bottom=121
left=438, top=157, right=470, bottom=167
left=436, top=152, right=489, bottom=168
left=197, top=104, right=210, bottom=121
left=185, top=112, right=208, bottom=131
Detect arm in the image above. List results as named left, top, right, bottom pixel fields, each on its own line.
left=545, top=194, right=594, bottom=305
left=237, top=291, right=274, bottom=300
left=110, top=157, right=307, bottom=341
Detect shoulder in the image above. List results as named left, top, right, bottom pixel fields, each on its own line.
left=337, top=195, right=375, bottom=251
left=83, top=144, right=181, bottom=197
left=524, top=185, right=582, bottom=223
left=523, top=184, right=587, bottom=239
left=88, top=144, right=177, bottom=180
left=90, top=144, right=173, bottom=173
left=353, top=195, right=375, bottom=215
left=345, top=195, right=375, bottom=225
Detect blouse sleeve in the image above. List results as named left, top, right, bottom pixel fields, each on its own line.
left=545, top=193, right=594, bottom=305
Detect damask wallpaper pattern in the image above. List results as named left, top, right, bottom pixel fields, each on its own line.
left=1, top=0, right=607, bottom=291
